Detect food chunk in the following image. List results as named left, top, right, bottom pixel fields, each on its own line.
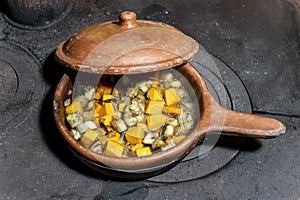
left=130, top=143, right=144, bottom=153
left=81, top=129, right=99, bottom=147
left=136, top=147, right=152, bottom=157
left=145, top=101, right=165, bottom=115
left=146, top=114, right=166, bottom=130
left=174, top=135, right=186, bottom=144
left=108, top=132, right=120, bottom=143
left=164, top=88, right=180, bottom=106
left=100, top=114, right=114, bottom=126
left=103, top=94, right=113, bottom=101
left=65, top=101, right=83, bottom=115
left=163, top=105, right=182, bottom=115
left=147, top=87, right=163, bottom=101
left=103, top=140, right=124, bottom=157
left=125, top=126, right=144, bottom=144
left=98, top=103, right=115, bottom=118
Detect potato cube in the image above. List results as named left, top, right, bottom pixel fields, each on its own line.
left=163, top=106, right=182, bottom=115
left=130, top=143, right=144, bottom=153
left=98, top=103, right=114, bottom=118
left=145, top=101, right=165, bottom=114
left=118, top=102, right=126, bottom=112
left=146, top=114, right=166, bottom=130
left=125, top=126, right=144, bottom=144
left=174, top=135, right=186, bottom=144
left=103, top=94, right=113, bottom=101
left=147, top=87, right=162, bottom=101
left=108, top=132, right=120, bottom=143
left=164, top=88, right=180, bottom=106
left=163, top=125, right=174, bottom=137
left=103, top=140, right=124, bottom=157
left=81, top=129, right=99, bottom=147
left=101, top=114, right=113, bottom=126
left=94, top=91, right=101, bottom=99
left=65, top=101, right=83, bottom=115
left=136, top=147, right=152, bottom=157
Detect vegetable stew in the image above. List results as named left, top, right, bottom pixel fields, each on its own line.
left=64, top=69, right=199, bottom=158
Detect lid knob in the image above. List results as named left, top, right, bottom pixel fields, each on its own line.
left=119, top=11, right=137, bottom=28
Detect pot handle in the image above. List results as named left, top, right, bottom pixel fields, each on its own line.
left=219, top=108, right=286, bottom=138
left=202, top=96, right=286, bottom=138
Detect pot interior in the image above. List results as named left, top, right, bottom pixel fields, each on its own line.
left=53, top=64, right=208, bottom=173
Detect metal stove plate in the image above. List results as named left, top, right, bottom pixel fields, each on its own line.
left=0, top=41, right=44, bottom=135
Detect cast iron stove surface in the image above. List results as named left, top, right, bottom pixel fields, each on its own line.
left=0, top=0, right=299, bottom=199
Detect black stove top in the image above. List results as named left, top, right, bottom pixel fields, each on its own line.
left=0, top=0, right=299, bottom=199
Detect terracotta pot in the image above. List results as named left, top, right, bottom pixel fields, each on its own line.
left=53, top=11, right=286, bottom=178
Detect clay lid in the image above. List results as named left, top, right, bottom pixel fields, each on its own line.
left=55, top=11, right=199, bottom=74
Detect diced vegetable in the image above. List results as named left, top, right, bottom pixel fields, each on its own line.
left=100, top=114, right=114, bottom=126
left=74, top=95, right=89, bottom=107
left=164, top=88, right=180, bottom=106
left=108, top=132, right=120, bottom=143
left=143, top=132, right=157, bottom=144
left=76, top=123, right=88, bottom=134
left=125, top=126, right=144, bottom=144
left=147, top=87, right=162, bottom=101
left=130, top=143, right=144, bottom=153
left=152, top=139, right=165, bottom=149
left=152, top=80, right=160, bottom=88
left=145, top=101, right=165, bottom=114
left=163, top=105, right=182, bottom=115
left=98, top=103, right=115, bottom=118
left=84, top=121, right=97, bottom=129
left=103, top=140, right=124, bottom=157
left=169, top=80, right=181, bottom=88
left=65, top=101, right=83, bottom=115
left=64, top=99, right=71, bottom=107
left=66, top=113, right=83, bottom=128
left=103, top=86, right=113, bottom=95
left=174, top=135, right=186, bottom=144
left=86, top=101, right=95, bottom=110
left=81, top=129, right=99, bottom=147
left=112, top=119, right=127, bottom=132
left=70, top=129, right=81, bottom=140
left=64, top=69, right=197, bottom=158
left=118, top=102, right=126, bottom=112
left=163, top=125, right=174, bottom=137
left=84, top=87, right=96, bottom=100
left=94, top=91, right=101, bottom=99
left=103, top=94, right=113, bottom=101
left=146, top=114, right=166, bottom=130
left=136, top=147, right=152, bottom=157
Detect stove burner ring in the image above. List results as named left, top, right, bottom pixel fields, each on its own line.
left=147, top=54, right=252, bottom=183
left=0, top=41, right=44, bottom=135
left=0, top=60, right=18, bottom=109
left=3, top=1, right=73, bottom=30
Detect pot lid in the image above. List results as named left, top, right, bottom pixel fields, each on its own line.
left=56, top=11, right=199, bottom=74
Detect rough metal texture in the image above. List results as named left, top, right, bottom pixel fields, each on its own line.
left=0, top=0, right=299, bottom=199
left=6, top=0, right=68, bottom=26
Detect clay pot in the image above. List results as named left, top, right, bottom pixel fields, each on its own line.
left=53, top=11, right=286, bottom=178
